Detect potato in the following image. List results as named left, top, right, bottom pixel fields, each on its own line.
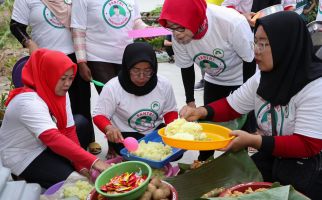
left=148, top=183, right=157, bottom=193
left=152, top=188, right=167, bottom=200
left=150, top=178, right=162, bottom=188
left=139, top=191, right=152, bottom=200
left=159, top=184, right=171, bottom=197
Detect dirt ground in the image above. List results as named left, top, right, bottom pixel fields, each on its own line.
left=0, top=48, right=27, bottom=94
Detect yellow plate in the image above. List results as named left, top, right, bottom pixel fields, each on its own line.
left=158, top=123, right=234, bottom=150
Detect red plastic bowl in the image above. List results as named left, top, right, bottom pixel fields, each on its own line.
left=219, top=182, right=272, bottom=197
left=87, top=180, right=178, bottom=200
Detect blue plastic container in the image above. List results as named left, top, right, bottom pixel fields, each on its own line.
left=120, top=130, right=185, bottom=168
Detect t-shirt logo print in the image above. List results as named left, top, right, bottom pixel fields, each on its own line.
left=43, top=7, right=64, bottom=28
left=102, top=0, right=131, bottom=28
left=256, top=102, right=285, bottom=136
left=128, top=109, right=158, bottom=132
left=151, top=101, right=160, bottom=111
left=193, top=51, right=226, bottom=77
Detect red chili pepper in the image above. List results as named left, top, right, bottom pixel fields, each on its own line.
left=101, top=172, right=147, bottom=194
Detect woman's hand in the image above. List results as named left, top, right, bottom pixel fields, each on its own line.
left=179, top=106, right=207, bottom=121
left=221, top=130, right=262, bottom=152
left=105, top=125, right=124, bottom=143
left=242, top=12, right=256, bottom=27
left=187, top=101, right=196, bottom=108
left=25, top=40, right=39, bottom=55
left=92, top=159, right=111, bottom=172
left=78, top=62, right=92, bottom=82
left=79, top=168, right=91, bottom=179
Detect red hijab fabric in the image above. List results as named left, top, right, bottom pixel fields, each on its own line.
left=159, top=0, right=208, bottom=39
left=5, top=49, right=77, bottom=130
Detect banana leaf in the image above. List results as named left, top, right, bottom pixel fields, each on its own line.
left=165, top=150, right=262, bottom=200
left=177, top=157, right=215, bottom=175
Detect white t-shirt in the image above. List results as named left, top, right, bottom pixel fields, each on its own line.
left=221, top=0, right=296, bottom=13
left=227, top=72, right=322, bottom=139
left=316, top=0, right=322, bottom=21
left=221, top=0, right=253, bottom=13
left=174, top=5, right=254, bottom=86
left=0, top=92, right=74, bottom=175
left=71, top=0, right=141, bottom=63
left=93, top=76, right=177, bottom=135
left=11, top=0, right=74, bottom=54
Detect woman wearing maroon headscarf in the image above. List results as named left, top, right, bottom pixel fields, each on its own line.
left=0, top=49, right=109, bottom=188
left=159, top=0, right=255, bottom=161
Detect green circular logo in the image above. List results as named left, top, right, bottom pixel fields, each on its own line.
left=43, top=7, right=64, bottom=29
left=128, top=109, right=159, bottom=132
left=193, top=53, right=226, bottom=77
left=102, top=0, right=131, bottom=29
left=151, top=101, right=160, bottom=111
left=213, top=48, right=224, bottom=58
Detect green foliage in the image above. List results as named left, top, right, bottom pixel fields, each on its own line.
left=149, top=6, right=162, bottom=16
left=0, top=0, right=14, bottom=13
left=4, top=56, right=18, bottom=69
left=147, top=36, right=164, bottom=50
left=0, top=0, right=20, bottom=49
left=135, top=36, right=165, bottom=50
left=307, top=6, right=318, bottom=24
left=0, top=92, right=8, bottom=110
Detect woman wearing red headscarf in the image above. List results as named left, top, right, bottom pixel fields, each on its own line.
left=0, top=49, right=109, bottom=188
left=180, top=12, right=322, bottom=199
left=159, top=0, right=255, bottom=161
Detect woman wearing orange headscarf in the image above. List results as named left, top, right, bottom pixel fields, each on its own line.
left=0, top=49, right=109, bottom=188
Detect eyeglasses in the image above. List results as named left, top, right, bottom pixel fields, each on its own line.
left=252, top=40, right=270, bottom=53
left=165, top=25, right=185, bottom=33
left=130, top=68, right=154, bottom=78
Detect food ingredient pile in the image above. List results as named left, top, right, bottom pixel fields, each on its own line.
left=165, top=118, right=207, bottom=141
left=131, top=141, right=172, bottom=161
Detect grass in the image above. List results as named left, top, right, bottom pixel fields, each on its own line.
left=0, top=0, right=23, bottom=111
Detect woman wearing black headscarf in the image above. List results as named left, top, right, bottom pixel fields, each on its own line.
left=92, top=42, right=178, bottom=154
left=179, top=12, right=322, bottom=199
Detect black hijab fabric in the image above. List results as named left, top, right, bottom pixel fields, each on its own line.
left=118, top=42, right=158, bottom=96
left=251, top=0, right=281, bottom=12
left=255, top=11, right=322, bottom=106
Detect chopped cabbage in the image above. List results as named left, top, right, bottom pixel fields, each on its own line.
left=63, top=180, right=93, bottom=200
left=169, top=132, right=194, bottom=140
left=165, top=119, right=207, bottom=141
left=131, top=141, right=172, bottom=161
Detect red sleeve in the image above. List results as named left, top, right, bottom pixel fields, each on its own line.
left=60, top=126, right=80, bottom=145
left=164, top=111, right=178, bottom=125
left=283, top=5, right=294, bottom=11
left=226, top=5, right=236, bottom=9
left=39, top=128, right=97, bottom=171
left=93, top=115, right=111, bottom=134
left=273, top=134, right=322, bottom=158
left=207, top=98, right=241, bottom=122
